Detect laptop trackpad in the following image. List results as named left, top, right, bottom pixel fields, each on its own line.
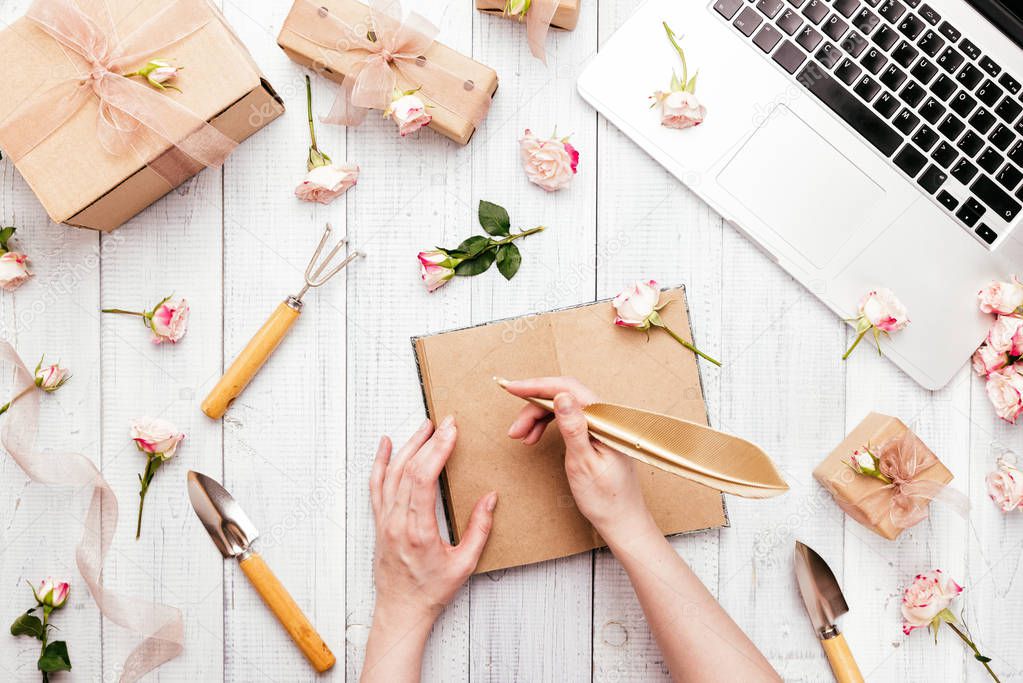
left=717, top=105, right=885, bottom=269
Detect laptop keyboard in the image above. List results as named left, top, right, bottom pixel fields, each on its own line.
left=712, top=0, right=1023, bottom=248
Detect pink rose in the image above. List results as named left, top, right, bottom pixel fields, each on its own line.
left=295, top=164, right=359, bottom=205
left=34, top=359, right=70, bottom=392
left=657, top=90, right=706, bottom=129
left=987, top=315, right=1023, bottom=355
left=986, top=461, right=1023, bottom=512
left=859, top=288, right=909, bottom=332
left=612, top=280, right=661, bottom=328
left=901, top=569, right=962, bottom=634
left=387, top=94, right=432, bottom=137
left=518, top=129, right=579, bottom=192
left=986, top=366, right=1023, bottom=424
left=0, top=251, right=31, bottom=291
left=131, top=416, right=184, bottom=460
left=973, top=344, right=1009, bottom=377
left=31, top=578, right=70, bottom=609
left=418, top=250, right=457, bottom=293
left=150, top=297, right=189, bottom=344
left=978, top=277, right=1023, bottom=316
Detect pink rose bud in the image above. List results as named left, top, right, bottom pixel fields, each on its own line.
left=149, top=297, right=189, bottom=344
left=985, top=366, right=1023, bottom=424
left=295, top=164, right=359, bottom=205
left=418, top=250, right=458, bottom=292
left=901, top=569, right=962, bottom=635
left=131, top=416, right=185, bottom=461
left=973, top=344, right=1009, bottom=378
left=386, top=93, right=432, bottom=137
left=986, top=459, right=1023, bottom=513
left=518, top=129, right=579, bottom=192
left=859, top=288, right=910, bottom=332
left=611, top=279, right=661, bottom=329
left=34, top=358, right=70, bottom=392
left=127, top=58, right=183, bottom=91
left=654, top=90, right=707, bottom=129
left=987, top=315, right=1023, bottom=355
left=0, top=251, right=31, bottom=291
left=978, top=277, right=1023, bottom=316
left=31, top=578, right=70, bottom=609
left=849, top=449, right=875, bottom=473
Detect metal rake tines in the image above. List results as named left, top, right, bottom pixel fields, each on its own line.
left=296, top=223, right=363, bottom=300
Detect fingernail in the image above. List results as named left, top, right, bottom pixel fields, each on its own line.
left=440, top=415, right=455, bottom=431
left=419, top=418, right=432, bottom=430
left=554, top=393, right=573, bottom=413
left=486, top=491, right=498, bottom=512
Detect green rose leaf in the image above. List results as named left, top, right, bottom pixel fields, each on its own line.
left=0, top=226, right=16, bottom=252
left=10, top=612, right=43, bottom=639
left=975, top=655, right=992, bottom=663
left=37, top=640, right=71, bottom=673
left=455, top=235, right=492, bottom=257
left=478, top=201, right=511, bottom=237
left=455, top=248, right=497, bottom=276
left=496, top=243, right=522, bottom=280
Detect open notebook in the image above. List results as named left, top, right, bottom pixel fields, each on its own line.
left=412, top=286, right=727, bottom=573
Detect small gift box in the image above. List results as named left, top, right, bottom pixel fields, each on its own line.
left=0, top=0, right=284, bottom=231
left=277, top=0, right=499, bottom=146
left=475, top=0, right=581, bottom=31
left=814, top=412, right=964, bottom=541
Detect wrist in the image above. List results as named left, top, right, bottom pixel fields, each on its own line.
left=370, top=599, right=437, bottom=640
left=592, top=507, right=659, bottom=548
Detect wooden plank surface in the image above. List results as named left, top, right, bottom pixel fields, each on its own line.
left=0, top=0, right=1020, bottom=680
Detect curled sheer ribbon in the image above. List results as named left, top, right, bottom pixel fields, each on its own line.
left=842, top=431, right=970, bottom=530
left=287, top=0, right=490, bottom=127
left=0, top=342, right=183, bottom=682
left=521, top=0, right=558, bottom=64
left=0, top=0, right=236, bottom=188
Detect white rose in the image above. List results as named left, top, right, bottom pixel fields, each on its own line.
left=518, top=128, right=579, bottom=192
left=388, top=94, right=432, bottom=137
left=978, top=278, right=1023, bottom=316
left=901, top=569, right=962, bottom=634
left=295, top=164, right=359, bottom=205
left=0, top=251, right=31, bottom=291
left=612, top=280, right=661, bottom=328
left=658, top=90, right=706, bottom=130
left=859, top=288, right=910, bottom=332
left=850, top=449, right=874, bottom=472
left=986, top=367, right=1023, bottom=424
left=131, top=417, right=185, bottom=460
left=987, top=315, right=1023, bottom=354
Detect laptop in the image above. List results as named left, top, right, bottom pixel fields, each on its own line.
left=579, top=0, right=1023, bottom=390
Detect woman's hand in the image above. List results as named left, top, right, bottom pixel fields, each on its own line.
left=503, top=377, right=655, bottom=543
left=363, top=417, right=496, bottom=682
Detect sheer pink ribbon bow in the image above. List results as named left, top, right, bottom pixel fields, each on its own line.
left=520, top=0, right=559, bottom=64
left=288, top=0, right=490, bottom=128
left=0, top=342, right=183, bottom=682
left=0, top=0, right=236, bottom=187
left=845, top=431, right=970, bottom=530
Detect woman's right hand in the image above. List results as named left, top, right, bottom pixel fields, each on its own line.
left=502, top=377, right=655, bottom=542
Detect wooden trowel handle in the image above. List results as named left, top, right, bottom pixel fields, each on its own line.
left=201, top=301, right=301, bottom=419
left=821, top=632, right=863, bottom=683
left=238, top=552, right=335, bottom=672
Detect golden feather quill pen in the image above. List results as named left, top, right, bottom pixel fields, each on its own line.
left=496, top=378, right=789, bottom=499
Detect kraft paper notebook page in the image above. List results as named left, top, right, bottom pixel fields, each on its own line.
left=412, top=286, right=728, bottom=574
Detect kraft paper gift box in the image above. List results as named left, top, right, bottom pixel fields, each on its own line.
left=277, top=0, right=499, bottom=146
left=0, top=0, right=284, bottom=232
left=813, top=412, right=954, bottom=541
left=475, top=0, right=581, bottom=31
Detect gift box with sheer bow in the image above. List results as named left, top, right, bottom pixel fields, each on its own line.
left=813, top=413, right=968, bottom=541
left=0, top=0, right=283, bottom=231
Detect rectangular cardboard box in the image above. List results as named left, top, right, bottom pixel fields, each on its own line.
left=413, top=287, right=727, bottom=573
left=476, top=0, right=581, bottom=31
left=0, top=0, right=284, bottom=231
left=278, top=0, right=499, bottom=146
left=813, top=412, right=953, bottom=540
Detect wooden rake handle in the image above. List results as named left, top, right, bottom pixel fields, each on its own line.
left=201, top=301, right=301, bottom=419
left=238, top=552, right=335, bottom=672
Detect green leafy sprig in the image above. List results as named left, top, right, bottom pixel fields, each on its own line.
left=10, top=582, right=72, bottom=681
left=439, top=201, right=545, bottom=281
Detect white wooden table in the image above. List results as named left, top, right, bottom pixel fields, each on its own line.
left=1, top=0, right=1021, bottom=680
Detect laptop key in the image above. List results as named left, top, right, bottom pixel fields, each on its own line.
left=979, top=55, right=1001, bottom=77
left=931, top=141, right=957, bottom=168
left=917, top=164, right=947, bottom=193
left=836, top=58, right=863, bottom=84
left=840, top=31, right=869, bottom=57
left=972, top=175, right=1021, bottom=220
left=734, top=7, right=764, bottom=36
left=798, top=25, right=824, bottom=50
left=970, top=107, right=996, bottom=134
left=894, top=107, right=921, bottom=134
left=853, top=8, right=880, bottom=34
left=918, top=30, right=944, bottom=57
left=861, top=47, right=887, bottom=73
left=936, top=190, right=959, bottom=210
left=824, top=14, right=850, bottom=40
left=995, top=97, right=1023, bottom=124
left=802, top=0, right=829, bottom=24
left=757, top=0, right=785, bottom=17
left=937, top=20, right=960, bottom=42
left=796, top=64, right=902, bottom=155
left=854, top=75, right=882, bottom=101
left=874, top=91, right=901, bottom=117
left=978, top=147, right=1003, bottom=173
left=996, top=164, right=1023, bottom=191
left=833, top=0, right=860, bottom=18
left=754, top=24, right=783, bottom=52
left=900, top=81, right=926, bottom=107
left=910, top=57, right=938, bottom=85
left=937, top=113, right=965, bottom=140
left=919, top=97, right=945, bottom=124
left=816, top=42, right=842, bottom=68
left=956, top=196, right=984, bottom=226
left=897, top=14, right=925, bottom=40
left=714, top=0, right=745, bottom=19
left=935, top=47, right=964, bottom=74
left=989, top=123, right=1015, bottom=151
left=959, top=38, right=980, bottom=61
left=773, top=40, right=807, bottom=73
left=951, top=158, right=979, bottom=183
left=881, top=64, right=907, bottom=89
left=891, top=41, right=918, bottom=68
left=872, top=25, right=900, bottom=50
left=950, top=91, right=977, bottom=117
left=956, top=63, right=984, bottom=90
left=918, top=3, right=940, bottom=24
left=977, top=79, right=1003, bottom=108
left=877, top=0, right=906, bottom=23
left=777, top=8, right=804, bottom=34
left=957, top=130, right=984, bottom=157
left=1009, top=141, right=1023, bottom=166
left=789, top=0, right=807, bottom=6
left=975, top=224, right=998, bottom=244
left=894, top=144, right=927, bottom=176
left=998, top=73, right=1021, bottom=95
left=913, top=125, right=939, bottom=151
left=930, top=75, right=956, bottom=101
